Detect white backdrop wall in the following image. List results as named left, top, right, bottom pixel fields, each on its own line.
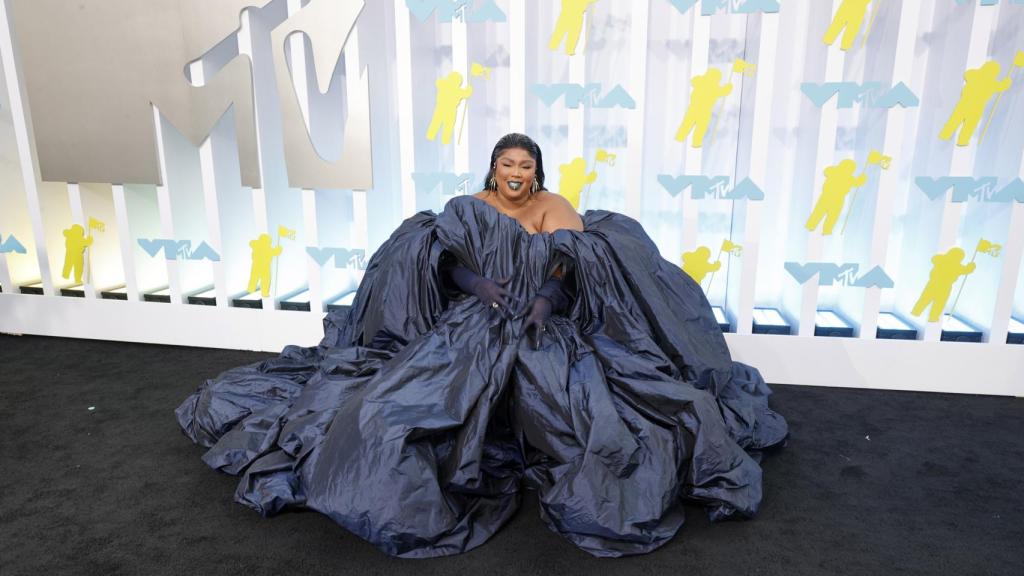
left=1, top=0, right=1023, bottom=395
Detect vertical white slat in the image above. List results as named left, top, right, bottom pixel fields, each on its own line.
left=859, top=0, right=923, bottom=339
left=0, top=0, right=53, bottom=295
left=452, top=12, right=469, bottom=184
left=151, top=106, right=182, bottom=304
left=237, top=8, right=272, bottom=310
left=110, top=184, right=140, bottom=301
left=681, top=10, right=710, bottom=254
left=735, top=13, right=779, bottom=335
left=566, top=10, right=585, bottom=170
left=287, top=0, right=321, bottom=312
left=988, top=203, right=1024, bottom=344
left=624, top=0, right=648, bottom=220
left=346, top=25, right=369, bottom=267
left=66, top=182, right=96, bottom=298
left=798, top=0, right=846, bottom=337
left=394, top=2, right=417, bottom=218
left=0, top=245, right=11, bottom=293
left=770, top=5, right=813, bottom=311
left=301, top=188, right=322, bottom=311
left=923, top=3, right=1000, bottom=342
left=191, top=60, right=229, bottom=308
left=508, top=0, right=526, bottom=134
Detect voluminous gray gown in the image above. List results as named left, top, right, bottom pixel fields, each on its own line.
left=176, top=195, right=788, bottom=558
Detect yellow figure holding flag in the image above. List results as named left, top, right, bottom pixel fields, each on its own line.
left=61, top=224, right=93, bottom=284
left=911, top=247, right=977, bottom=323
left=805, top=159, right=867, bottom=236
left=248, top=233, right=282, bottom=297
left=549, top=0, right=598, bottom=56
left=558, top=157, right=597, bottom=210
left=682, top=246, right=721, bottom=285
left=426, top=72, right=473, bottom=145
left=940, top=60, right=1013, bottom=147
left=823, top=0, right=872, bottom=51
left=675, top=68, right=733, bottom=149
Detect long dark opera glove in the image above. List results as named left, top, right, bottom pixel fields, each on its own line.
left=448, top=265, right=514, bottom=317
left=522, top=276, right=570, bottom=350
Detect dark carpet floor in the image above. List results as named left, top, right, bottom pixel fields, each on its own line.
left=1, top=334, right=1022, bottom=576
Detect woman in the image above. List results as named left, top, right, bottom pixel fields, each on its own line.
left=176, top=133, right=788, bottom=558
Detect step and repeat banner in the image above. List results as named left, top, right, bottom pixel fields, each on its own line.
left=1, top=0, right=1022, bottom=391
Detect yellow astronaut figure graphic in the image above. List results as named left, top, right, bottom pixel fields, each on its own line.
left=805, top=159, right=867, bottom=236
left=426, top=72, right=473, bottom=145
left=681, top=246, right=721, bottom=285
left=675, top=68, right=733, bottom=149
left=912, top=248, right=976, bottom=323
left=558, top=157, right=597, bottom=210
left=61, top=224, right=93, bottom=284
left=822, top=0, right=872, bottom=51
left=940, top=61, right=1013, bottom=147
left=548, top=0, right=598, bottom=56
left=247, top=233, right=282, bottom=297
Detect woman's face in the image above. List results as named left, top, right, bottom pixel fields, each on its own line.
left=493, top=147, right=537, bottom=201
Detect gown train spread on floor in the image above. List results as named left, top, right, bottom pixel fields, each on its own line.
left=176, top=195, right=788, bottom=558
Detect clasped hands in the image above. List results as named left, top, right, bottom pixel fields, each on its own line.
left=449, top=266, right=565, bottom=350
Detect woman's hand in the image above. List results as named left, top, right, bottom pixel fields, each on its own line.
left=447, top=265, right=516, bottom=317
left=469, top=276, right=515, bottom=318
left=522, top=295, right=552, bottom=350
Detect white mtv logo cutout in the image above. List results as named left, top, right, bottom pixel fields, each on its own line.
left=10, top=0, right=371, bottom=190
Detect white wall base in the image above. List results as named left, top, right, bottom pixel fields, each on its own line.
left=725, top=333, right=1023, bottom=397
left=2, top=293, right=1021, bottom=397
left=0, top=293, right=323, bottom=352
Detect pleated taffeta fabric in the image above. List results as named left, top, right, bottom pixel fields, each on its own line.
left=175, top=195, right=788, bottom=558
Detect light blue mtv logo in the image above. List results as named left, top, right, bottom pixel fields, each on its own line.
left=531, top=84, right=636, bottom=110
left=657, top=175, right=765, bottom=200
left=916, top=177, right=1024, bottom=203
left=537, top=125, right=628, bottom=148
left=306, top=247, right=367, bottom=269
left=785, top=262, right=894, bottom=288
left=137, top=239, right=220, bottom=262
left=955, top=0, right=1024, bottom=5
left=0, top=233, right=27, bottom=254
left=406, top=0, right=506, bottom=22
left=667, top=0, right=780, bottom=15
left=412, top=172, right=476, bottom=196
left=801, top=82, right=919, bottom=109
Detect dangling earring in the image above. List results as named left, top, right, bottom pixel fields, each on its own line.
left=488, top=176, right=497, bottom=190
left=531, top=179, right=540, bottom=194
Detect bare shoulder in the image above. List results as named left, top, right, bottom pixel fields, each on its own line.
left=539, top=191, right=584, bottom=233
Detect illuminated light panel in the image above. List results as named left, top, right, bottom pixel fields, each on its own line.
left=1007, top=317, right=1024, bottom=345
left=283, top=289, right=309, bottom=303
left=752, top=307, right=790, bottom=335
left=186, top=286, right=217, bottom=306
left=940, top=315, right=982, bottom=343
left=814, top=310, right=853, bottom=338
left=280, top=288, right=311, bottom=312
left=191, top=287, right=216, bottom=299
left=325, top=290, right=357, bottom=312
left=231, top=290, right=264, bottom=309
left=143, top=286, right=171, bottom=303
left=100, top=285, right=128, bottom=301
left=711, top=305, right=731, bottom=333
left=876, top=311, right=917, bottom=340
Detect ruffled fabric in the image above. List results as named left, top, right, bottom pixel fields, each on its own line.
left=176, top=195, right=787, bottom=558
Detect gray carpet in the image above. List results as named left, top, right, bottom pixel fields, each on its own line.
left=1, top=334, right=1021, bottom=575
